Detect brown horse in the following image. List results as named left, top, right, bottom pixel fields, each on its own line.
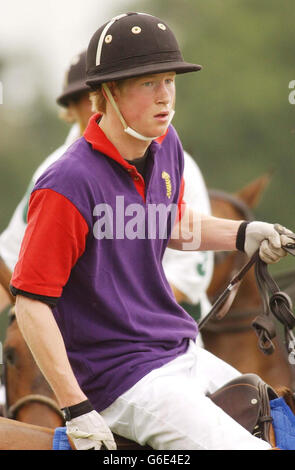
left=0, top=377, right=294, bottom=450
left=0, top=174, right=294, bottom=447
left=203, top=174, right=295, bottom=390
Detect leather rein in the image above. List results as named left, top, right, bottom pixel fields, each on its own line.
left=199, top=226, right=295, bottom=359
left=253, top=249, right=295, bottom=356
left=205, top=189, right=257, bottom=333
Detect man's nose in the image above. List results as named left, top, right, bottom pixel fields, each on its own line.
left=156, top=82, right=171, bottom=104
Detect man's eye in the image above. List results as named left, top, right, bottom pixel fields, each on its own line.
left=143, top=81, right=153, bottom=87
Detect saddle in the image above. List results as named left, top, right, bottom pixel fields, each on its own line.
left=114, top=373, right=277, bottom=449
left=208, top=373, right=278, bottom=443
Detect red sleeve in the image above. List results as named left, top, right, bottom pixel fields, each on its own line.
left=176, top=177, right=186, bottom=223
left=11, top=189, right=89, bottom=299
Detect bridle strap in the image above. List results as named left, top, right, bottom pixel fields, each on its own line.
left=200, top=236, right=295, bottom=359
left=4, top=393, right=65, bottom=421
left=208, top=189, right=255, bottom=224
left=204, top=190, right=256, bottom=332
left=202, top=307, right=259, bottom=334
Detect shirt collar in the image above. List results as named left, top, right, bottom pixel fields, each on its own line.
left=83, top=113, right=169, bottom=169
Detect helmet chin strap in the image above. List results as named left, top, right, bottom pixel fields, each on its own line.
left=102, top=83, right=175, bottom=142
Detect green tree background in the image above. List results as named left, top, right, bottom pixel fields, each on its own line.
left=0, top=0, right=294, bottom=339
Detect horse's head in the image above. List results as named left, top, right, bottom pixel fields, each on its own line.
left=2, top=311, right=64, bottom=428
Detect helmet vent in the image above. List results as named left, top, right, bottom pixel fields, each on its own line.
left=105, top=35, right=112, bottom=44
left=131, top=26, right=141, bottom=34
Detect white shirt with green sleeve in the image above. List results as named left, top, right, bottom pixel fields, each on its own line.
left=0, top=124, right=80, bottom=272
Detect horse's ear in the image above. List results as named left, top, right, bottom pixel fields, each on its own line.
left=235, top=172, right=273, bottom=209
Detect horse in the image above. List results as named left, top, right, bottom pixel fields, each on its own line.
left=0, top=173, right=294, bottom=448
left=0, top=373, right=294, bottom=450
left=203, top=174, right=295, bottom=390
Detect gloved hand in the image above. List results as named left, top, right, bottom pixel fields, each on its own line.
left=237, top=221, right=295, bottom=264
left=66, top=409, right=117, bottom=450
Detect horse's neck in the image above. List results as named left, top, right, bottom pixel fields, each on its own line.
left=232, top=270, right=262, bottom=310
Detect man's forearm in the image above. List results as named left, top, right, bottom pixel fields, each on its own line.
left=169, top=206, right=242, bottom=251
left=196, top=214, right=242, bottom=251
left=15, top=295, right=87, bottom=408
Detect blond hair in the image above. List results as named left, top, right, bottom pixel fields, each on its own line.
left=90, top=80, right=127, bottom=114
left=89, top=86, right=106, bottom=114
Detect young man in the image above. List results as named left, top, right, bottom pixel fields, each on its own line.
left=10, top=13, right=293, bottom=450
left=0, top=51, right=212, bottom=319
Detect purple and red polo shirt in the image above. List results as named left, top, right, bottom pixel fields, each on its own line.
left=11, top=114, right=198, bottom=412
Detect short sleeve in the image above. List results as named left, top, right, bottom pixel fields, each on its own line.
left=10, top=188, right=89, bottom=305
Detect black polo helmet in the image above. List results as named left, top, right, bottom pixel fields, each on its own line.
left=56, top=50, right=90, bottom=107
left=86, top=12, right=202, bottom=88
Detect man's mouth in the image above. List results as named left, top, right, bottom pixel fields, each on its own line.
left=154, top=111, right=169, bottom=119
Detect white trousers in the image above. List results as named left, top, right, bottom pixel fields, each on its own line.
left=101, top=341, right=271, bottom=450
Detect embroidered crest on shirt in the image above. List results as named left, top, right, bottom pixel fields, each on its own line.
left=161, top=171, right=172, bottom=199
